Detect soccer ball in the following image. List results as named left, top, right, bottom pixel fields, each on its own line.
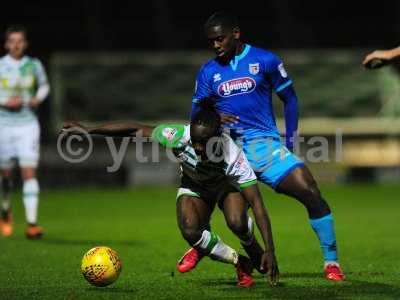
left=81, top=246, right=122, bottom=287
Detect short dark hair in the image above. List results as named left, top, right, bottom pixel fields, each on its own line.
left=204, top=11, right=239, bottom=31
left=191, top=97, right=221, bottom=134
left=5, top=24, right=28, bottom=40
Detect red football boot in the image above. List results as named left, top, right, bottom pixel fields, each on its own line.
left=236, top=255, right=254, bottom=288
left=325, top=263, right=345, bottom=281
left=177, top=248, right=204, bottom=273
left=26, top=224, right=44, bottom=240
left=0, top=210, right=13, bottom=237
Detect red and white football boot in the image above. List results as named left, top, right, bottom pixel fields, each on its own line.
left=325, top=263, right=345, bottom=281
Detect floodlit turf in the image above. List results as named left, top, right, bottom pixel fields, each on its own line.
left=1, top=184, right=400, bottom=300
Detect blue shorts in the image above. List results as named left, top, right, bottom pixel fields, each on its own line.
left=241, top=137, right=304, bottom=189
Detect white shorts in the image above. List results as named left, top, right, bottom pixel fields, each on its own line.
left=0, top=121, right=40, bottom=169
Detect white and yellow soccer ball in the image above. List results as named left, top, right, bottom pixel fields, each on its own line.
left=81, top=246, right=122, bottom=287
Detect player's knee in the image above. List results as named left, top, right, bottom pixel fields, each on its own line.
left=300, top=184, right=331, bottom=218
left=179, top=219, right=202, bottom=244
left=1, top=169, right=12, bottom=179
left=226, top=215, right=248, bottom=236
left=299, top=183, right=322, bottom=203
left=1, top=176, right=12, bottom=190
left=21, top=168, right=36, bottom=181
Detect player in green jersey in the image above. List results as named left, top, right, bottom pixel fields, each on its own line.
left=61, top=99, right=279, bottom=287
left=0, top=25, right=49, bottom=239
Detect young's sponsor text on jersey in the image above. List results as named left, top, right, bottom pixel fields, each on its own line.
left=217, top=77, right=256, bottom=97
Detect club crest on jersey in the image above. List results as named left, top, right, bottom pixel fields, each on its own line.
left=218, top=77, right=256, bottom=97
left=162, top=127, right=177, bottom=142
left=213, top=73, right=221, bottom=82
left=249, top=63, right=260, bottom=75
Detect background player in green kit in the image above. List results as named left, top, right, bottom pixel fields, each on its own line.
left=61, top=99, right=279, bottom=287
left=0, top=25, right=50, bottom=239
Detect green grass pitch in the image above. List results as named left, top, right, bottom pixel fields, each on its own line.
left=1, top=184, right=400, bottom=299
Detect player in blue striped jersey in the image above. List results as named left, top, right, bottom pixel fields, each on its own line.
left=179, top=12, right=344, bottom=281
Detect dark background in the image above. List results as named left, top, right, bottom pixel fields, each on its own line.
left=1, top=0, right=399, bottom=59
left=0, top=0, right=399, bottom=185
left=2, top=0, right=399, bottom=140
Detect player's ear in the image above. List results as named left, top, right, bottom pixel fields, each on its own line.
left=232, top=26, right=240, bottom=39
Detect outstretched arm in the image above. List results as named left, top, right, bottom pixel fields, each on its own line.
left=61, top=121, right=155, bottom=137
left=241, top=184, right=279, bottom=285
left=363, top=47, right=400, bottom=69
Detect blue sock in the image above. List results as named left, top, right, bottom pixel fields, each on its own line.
left=309, top=213, right=338, bottom=262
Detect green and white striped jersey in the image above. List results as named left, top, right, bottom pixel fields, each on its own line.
left=152, top=124, right=257, bottom=189
left=0, top=55, right=49, bottom=125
